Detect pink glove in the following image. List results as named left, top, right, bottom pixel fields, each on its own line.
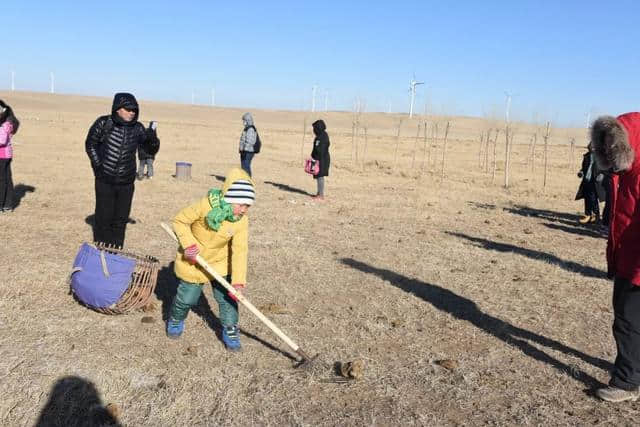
left=228, top=284, right=245, bottom=302
left=184, top=244, right=199, bottom=264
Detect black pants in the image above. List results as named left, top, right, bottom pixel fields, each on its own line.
left=0, top=158, right=14, bottom=210
left=603, top=176, right=612, bottom=226
left=93, top=178, right=134, bottom=248
left=583, top=180, right=600, bottom=219
left=611, top=277, right=640, bottom=390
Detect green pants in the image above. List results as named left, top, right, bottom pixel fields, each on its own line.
left=169, top=276, right=238, bottom=327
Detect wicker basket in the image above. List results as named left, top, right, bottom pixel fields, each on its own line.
left=92, top=243, right=160, bottom=315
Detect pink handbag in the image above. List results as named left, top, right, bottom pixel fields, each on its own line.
left=304, top=158, right=320, bottom=175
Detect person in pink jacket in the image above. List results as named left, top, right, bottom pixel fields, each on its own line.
left=0, top=100, right=20, bottom=213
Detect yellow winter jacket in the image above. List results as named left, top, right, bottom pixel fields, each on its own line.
left=172, top=168, right=252, bottom=285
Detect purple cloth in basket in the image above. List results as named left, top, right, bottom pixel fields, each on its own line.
left=70, top=243, right=136, bottom=309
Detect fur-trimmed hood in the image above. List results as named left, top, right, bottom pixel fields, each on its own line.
left=591, top=115, right=636, bottom=172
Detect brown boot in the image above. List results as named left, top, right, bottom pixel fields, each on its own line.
left=579, top=215, right=592, bottom=224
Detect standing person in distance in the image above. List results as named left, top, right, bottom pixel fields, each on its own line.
left=85, top=93, right=160, bottom=248
left=137, top=121, right=159, bottom=180
left=575, top=142, right=604, bottom=224
left=310, top=119, right=330, bottom=201
left=592, top=113, right=640, bottom=403
left=0, top=100, right=20, bottom=213
left=238, top=112, right=261, bottom=177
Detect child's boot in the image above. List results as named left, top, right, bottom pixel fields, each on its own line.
left=222, top=325, right=241, bottom=351
left=166, top=318, right=185, bottom=339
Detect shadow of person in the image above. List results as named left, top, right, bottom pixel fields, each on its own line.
left=263, top=181, right=311, bottom=196
left=446, top=231, right=608, bottom=280
left=13, top=183, right=35, bottom=209
left=154, top=262, right=296, bottom=361
left=35, top=376, right=121, bottom=427
left=503, top=204, right=581, bottom=227
left=542, top=222, right=606, bottom=239
left=209, top=174, right=226, bottom=182
left=340, top=257, right=611, bottom=389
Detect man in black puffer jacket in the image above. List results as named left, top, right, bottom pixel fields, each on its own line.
left=85, top=92, right=160, bottom=248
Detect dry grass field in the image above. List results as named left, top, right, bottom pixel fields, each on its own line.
left=0, top=91, right=634, bottom=426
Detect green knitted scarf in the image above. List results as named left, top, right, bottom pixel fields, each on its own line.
left=206, top=189, right=239, bottom=231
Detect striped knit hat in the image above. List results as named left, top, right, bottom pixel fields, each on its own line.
left=223, top=179, right=255, bottom=205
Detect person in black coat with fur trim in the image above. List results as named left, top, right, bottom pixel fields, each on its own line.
left=310, top=119, right=330, bottom=201
left=85, top=93, right=159, bottom=248
left=575, top=143, right=605, bottom=224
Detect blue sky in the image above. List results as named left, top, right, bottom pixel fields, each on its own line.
left=3, top=1, right=638, bottom=126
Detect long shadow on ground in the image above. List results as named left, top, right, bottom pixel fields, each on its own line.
left=340, top=257, right=611, bottom=389
left=503, top=204, right=581, bottom=227
left=542, top=222, right=606, bottom=239
left=447, top=231, right=608, bottom=280
left=35, top=375, right=122, bottom=427
left=13, top=183, right=35, bottom=209
left=263, top=180, right=311, bottom=196
left=155, top=263, right=296, bottom=361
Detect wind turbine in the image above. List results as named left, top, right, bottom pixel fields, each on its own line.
left=211, top=87, right=216, bottom=106
left=324, top=89, right=329, bottom=112
left=585, top=111, right=591, bottom=129
left=408, top=75, right=424, bottom=118
left=50, top=72, right=55, bottom=94
left=11, top=71, right=15, bottom=91
left=504, top=91, right=518, bottom=123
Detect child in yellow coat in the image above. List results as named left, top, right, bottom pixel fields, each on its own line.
left=167, top=168, right=255, bottom=351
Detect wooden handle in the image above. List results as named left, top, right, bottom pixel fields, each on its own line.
left=160, top=223, right=303, bottom=355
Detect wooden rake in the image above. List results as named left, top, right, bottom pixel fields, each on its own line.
left=160, top=223, right=316, bottom=368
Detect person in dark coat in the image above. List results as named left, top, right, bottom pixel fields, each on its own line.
left=310, top=119, right=330, bottom=200
left=137, top=121, right=158, bottom=180
left=592, top=113, right=640, bottom=403
left=85, top=93, right=159, bottom=248
left=575, top=143, right=605, bottom=224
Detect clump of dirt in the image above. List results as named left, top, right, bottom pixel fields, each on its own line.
left=258, top=303, right=291, bottom=315
left=435, top=359, right=459, bottom=371
left=184, top=345, right=198, bottom=356
left=339, top=359, right=365, bottom=380
left=140, top=316, right=155, bottom=324
left=142, top=302, right=157, bottom=312
left=105, top=403, right=121, bottom=419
